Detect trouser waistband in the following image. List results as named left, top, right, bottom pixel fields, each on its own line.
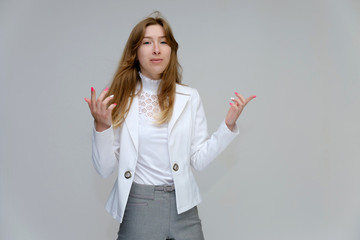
left=154, top=184, right=175, bottom=192
left=131, top=182, right=175, bottom=193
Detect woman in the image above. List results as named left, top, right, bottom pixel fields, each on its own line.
left=85, top=12, right=255, bottom=240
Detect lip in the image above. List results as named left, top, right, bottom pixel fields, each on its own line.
left=150, top=59, right=163, bottom=63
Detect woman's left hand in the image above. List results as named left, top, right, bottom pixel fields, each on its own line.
left=225, top=92, right=256, bottom=131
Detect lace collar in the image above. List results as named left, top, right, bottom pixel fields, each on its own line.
left=139, top=72, right=161, bottom=93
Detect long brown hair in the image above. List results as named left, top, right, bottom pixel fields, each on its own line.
left=106, top=12, right=181, bottom=128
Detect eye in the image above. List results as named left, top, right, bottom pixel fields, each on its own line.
left=143, top=41, right=151, bottom=45
left=160, top=41, right=168, bottom=44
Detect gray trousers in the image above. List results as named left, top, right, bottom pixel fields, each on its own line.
left=117, top=182, right=205, bottom=240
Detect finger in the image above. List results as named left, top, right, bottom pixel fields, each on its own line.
left=245, top=95, right=256, bottom=104
left=103, top=94, right=115, bottom=106
left=231, top=97, right=242, bottom=106
left=107, top=103, right=117, bottom=112
left=98, top=89, right=112, bottom=112
left=235, top=93, right=246, bottom=104
left=91, top=87, right=96, bottom=108
left=84, top=97, right=91, bottom=107
left=98, top=87, right=109, bottom=102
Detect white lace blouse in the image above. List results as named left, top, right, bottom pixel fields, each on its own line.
left=133, top=72, right=173, bottom=185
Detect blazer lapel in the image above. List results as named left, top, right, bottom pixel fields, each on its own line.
left=168, top=85, right=190, bottom=135
left=125, top=95, right=139, bottom=152
left=124, top=84, right=189, bottom=150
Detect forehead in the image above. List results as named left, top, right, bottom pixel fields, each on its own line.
left=144, top=24, right=165, bottom=37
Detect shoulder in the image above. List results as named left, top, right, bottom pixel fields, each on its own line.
left=175, top=83, right=200, bottom=98
left=175, top=84, right=203, bottom=108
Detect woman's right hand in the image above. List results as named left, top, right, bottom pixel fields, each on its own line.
left=84, top=87, right=117, bottom=132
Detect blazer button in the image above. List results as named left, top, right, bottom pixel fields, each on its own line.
left=124, top=171, right=132, bottom=179
left=173, top=163, right=179, bottom=172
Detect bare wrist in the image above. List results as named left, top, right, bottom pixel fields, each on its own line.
left=95, top=121, right=111, bottom=132
left=225, top=122, right=235, bottom=131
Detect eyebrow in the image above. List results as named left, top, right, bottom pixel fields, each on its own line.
left=143, top=36, right=167, bottom=39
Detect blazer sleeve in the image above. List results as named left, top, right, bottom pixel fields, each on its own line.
left=91, top=123, right=120, bottom=178
left=190, top=89, right=239, bottom=171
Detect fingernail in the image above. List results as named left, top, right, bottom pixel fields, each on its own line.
left=235, top=92, right=238, bottom=95
left=91, top=87, right=94, bottom=92
left=253, top=95, right=256, bottom=98
left=114, top=103, right=117, bottom=106
left=84, top=98, right=87, bottom=102
left=105, top=87, right=109, bottom=91
left=110, top=95, right=114, bottom=98
left=229, top=103, right=233, bottom=106
left=230, top=97, right=235, bottom=101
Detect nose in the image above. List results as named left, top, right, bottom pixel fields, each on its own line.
left=152, top=43, right=160, bottom=55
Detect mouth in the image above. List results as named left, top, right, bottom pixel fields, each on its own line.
left=150, top=59, right=163, bottom=63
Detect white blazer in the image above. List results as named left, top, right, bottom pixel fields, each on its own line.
left=92, top=84, right=238, bottom=223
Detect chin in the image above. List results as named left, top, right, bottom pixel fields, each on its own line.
left=152, top=70, right=166, bottom=77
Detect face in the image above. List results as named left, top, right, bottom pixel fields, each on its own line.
left=137, top=24, right=171, bottom=80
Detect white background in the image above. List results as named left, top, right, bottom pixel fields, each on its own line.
left=1, top=0, right=360, bottom=239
